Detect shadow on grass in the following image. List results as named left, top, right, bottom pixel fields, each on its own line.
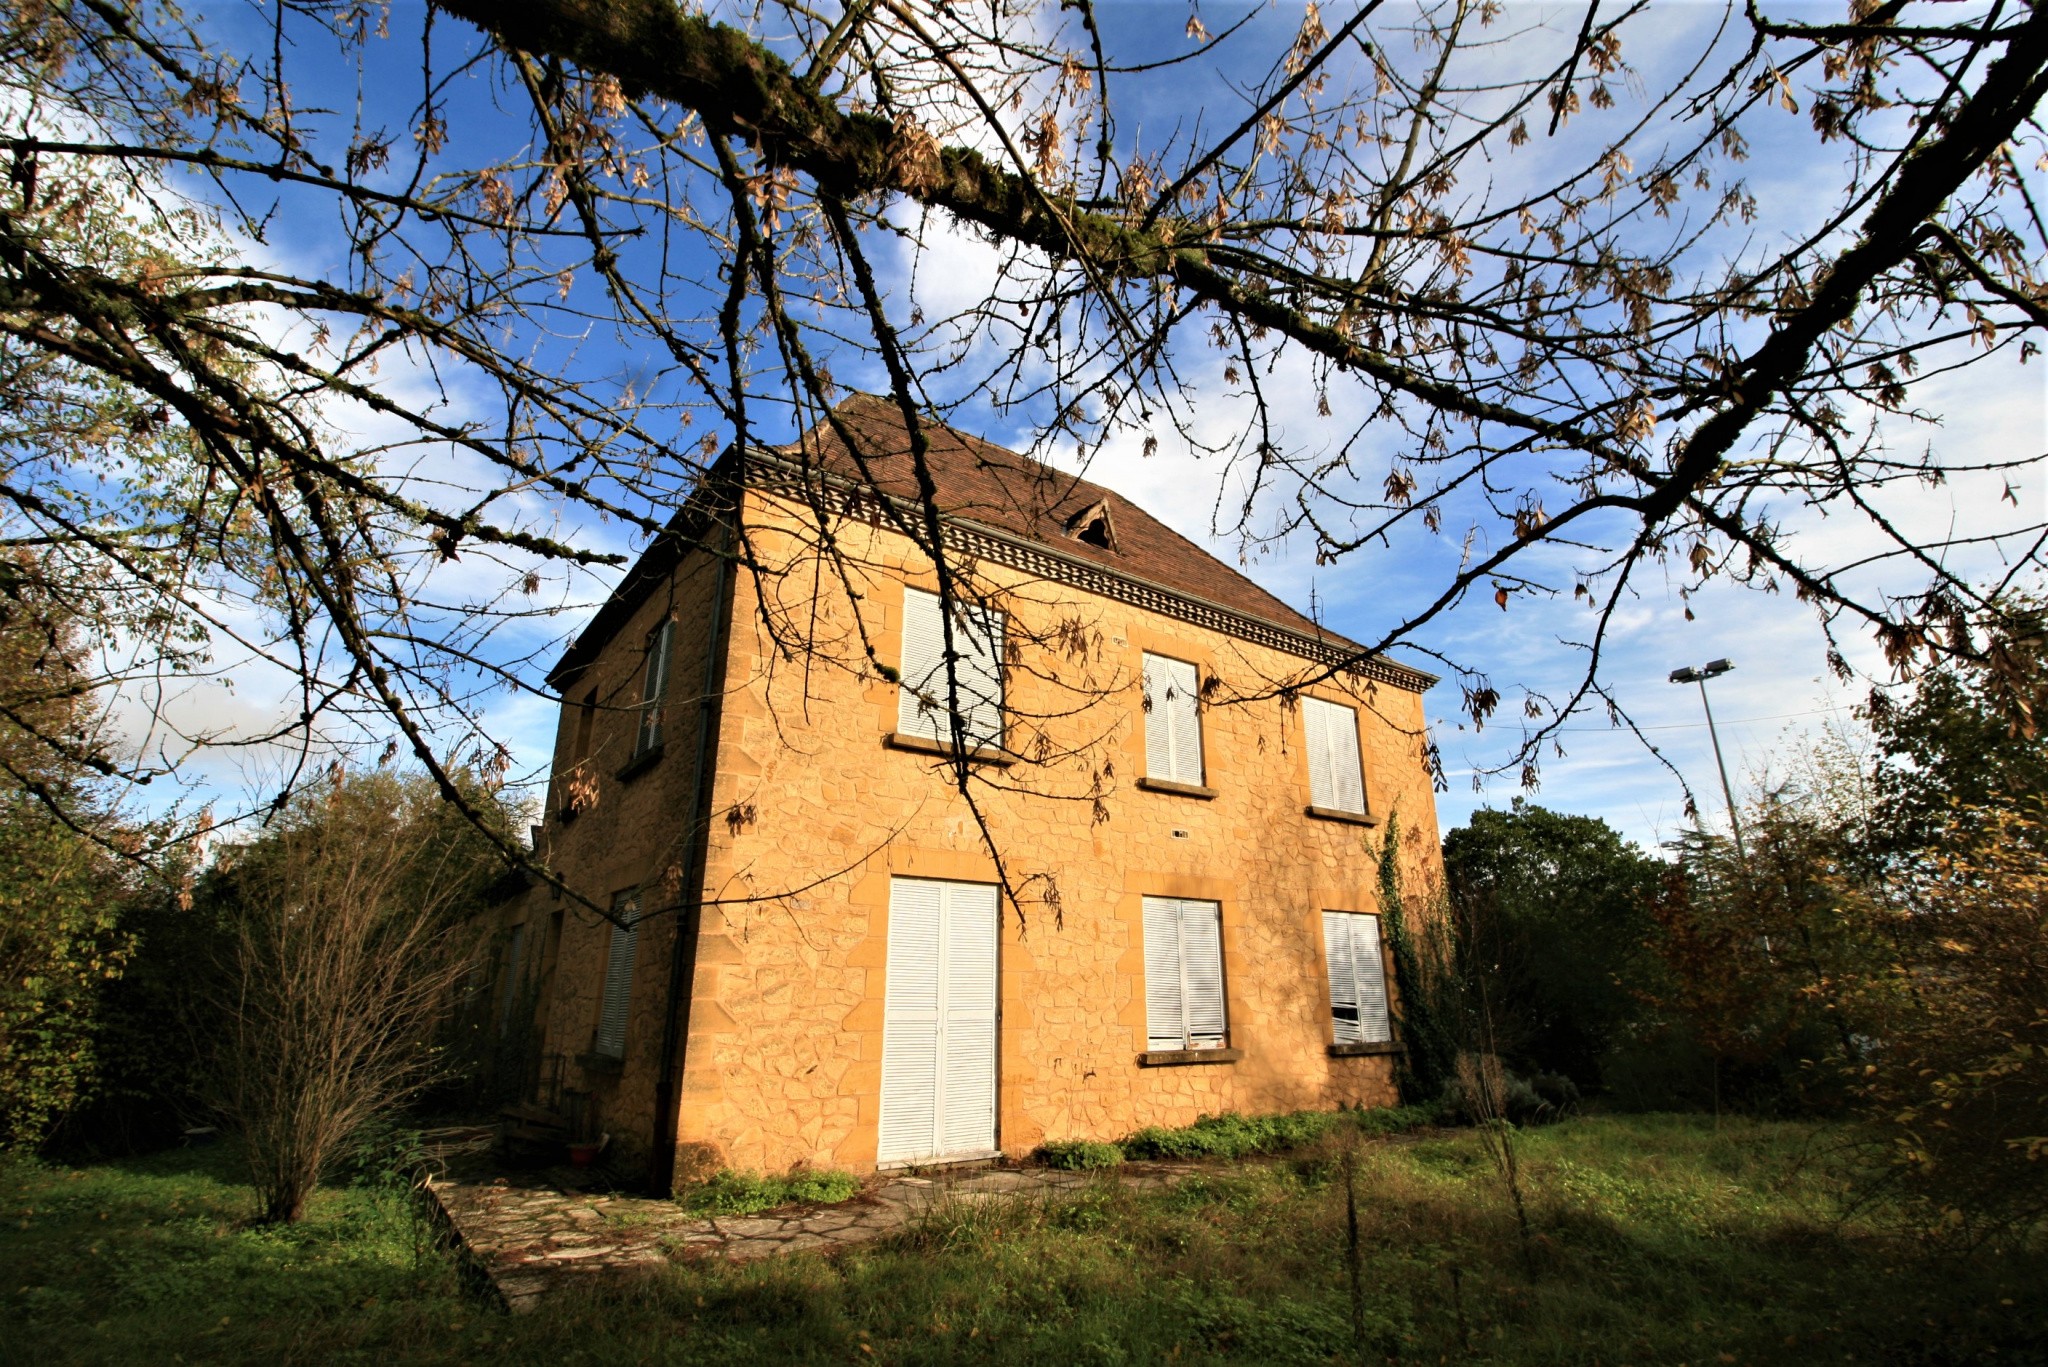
left=6, top=1115, right=2045, bottom=1366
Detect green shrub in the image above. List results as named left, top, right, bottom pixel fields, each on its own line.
left=1121, top=1102, right=1439, bottom=1162
left=1035, top=1139, right=1125, bottom=1170
left=1351, top=1101, right=1443, bottom=1136
left=679, top=1168, right=859, bottom=1217
left=334, top=1118, right=427, bottom=1190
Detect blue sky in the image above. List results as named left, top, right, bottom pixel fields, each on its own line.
left=106, top=1, right=2045, bottom=854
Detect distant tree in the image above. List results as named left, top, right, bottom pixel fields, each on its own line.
left=199, top=770, right=515, bottom=1222
left=1440, top=801, right=1662, bottom=1093
left=1865, top=607, right=2048, bottom=858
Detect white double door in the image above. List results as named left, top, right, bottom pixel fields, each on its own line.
left=878, top=877, right=998, bottom=1165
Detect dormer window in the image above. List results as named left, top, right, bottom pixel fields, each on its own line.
left=1064, top=500, right=1118, bottom=552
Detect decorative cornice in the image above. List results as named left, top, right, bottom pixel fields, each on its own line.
left=549, top=442, right=1440, bottom=697
left=741, top=448, right=1438, bottom=695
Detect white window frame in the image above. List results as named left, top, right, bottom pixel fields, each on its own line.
left=1142, top=896, right=1228, bottom=1051
left=1302, top=696, right=1368, bottom=814
left=594, top=892, right=640, bottom=1059
left=1142, top=653, right=1204, bottom=786
left=896, top=585, right=1005, bottom=750
left=635, top=618, right=676, bottom=757
left=1322, top=911, right=1393, bottom=1046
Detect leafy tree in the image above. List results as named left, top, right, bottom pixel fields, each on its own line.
left=0, top=0, right=2040, bottom=918
left=1865, top=608, right=2048, bottom=858
left=0, top=807, right=131, bottom=1147
left=197, top=769, right=517, bottom=1222
left=1441, top=800, right=1662, bottom=1093
left=1840, top=803, right=2048, bottom=1239
left=0, top=558, right=138, bottom=1148
left=1825, top=645, right=2048, bottom=1232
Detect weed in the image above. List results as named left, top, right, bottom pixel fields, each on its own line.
left=1034, top=1140, right=1124, bottom=1171
left=678, top=1168, right=859, bottom=1217
left=1120, top=1100, right=1438, bottom=1161
left=6, top=1115, right=2045, bottom=1365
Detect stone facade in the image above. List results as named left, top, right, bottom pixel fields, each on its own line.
left=499, top=442, right=1444, bottom=1187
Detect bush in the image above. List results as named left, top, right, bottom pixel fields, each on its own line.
left=680, top=1168, right=860, bottom=1217
left=199, top=770, right=514, bottom=1222
left=334, top=1118, right=428, bottom=1190
left=1035, top=1139, right=1125, bottom=1170
left=1437, top=1063, right=1580, bottom=1126
left=1121, top=1103, right=1439, bottom=1162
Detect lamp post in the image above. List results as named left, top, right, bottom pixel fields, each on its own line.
left=1669, top=658, right=1747, bottom=864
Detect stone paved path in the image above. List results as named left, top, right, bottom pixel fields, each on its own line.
left=427, top=1161, right=1195, bottom=1312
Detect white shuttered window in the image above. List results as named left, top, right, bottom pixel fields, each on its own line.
left=1322, top=912, right=1392, bottom=1045
left=897, top=587, right=1005, bottom=749
left=878, top=878, right=999, bottom=1165
left=1302, top=697, right=1368, bottom=813
left=1142, top=654, right=1203, bottom=785
left=1141, top=896, right=1228, bottom=1051
left=635, top=619, right=675, bottom=756
left=594, top=893, right=640, bottom=1059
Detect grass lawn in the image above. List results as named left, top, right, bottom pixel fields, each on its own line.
left=5, top=1114, right=2043, bottom=1365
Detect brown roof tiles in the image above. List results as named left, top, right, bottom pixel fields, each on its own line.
left=784, top=394, right=1357, bottom=648
left=551, top=394, right=1418, bottom=689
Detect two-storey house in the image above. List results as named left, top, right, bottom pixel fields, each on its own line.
left=495, top=395, right=1444, bottom=1190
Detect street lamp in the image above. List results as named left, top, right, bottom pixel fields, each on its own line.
left=1669, top=658, right=1747, bottom=864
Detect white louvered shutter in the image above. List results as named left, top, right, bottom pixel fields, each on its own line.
left=1142, top=895, right=1185, bottom=1050
left=951, top=604, right=1005, bottom=749
left=1324, top=912, right=1362, bottom=1044
left=879, top=878, right=943, bottom=1162
left=881, top=877, right=998, bottom=1164
left=1142, top=655, right=1172, bottom=778
left=1324, top=912, right=1392, bottom=1045
left=637, top=619, right=674, bottom=754
left=897, top=588, right=1005, bottom=748
left=897, top=588, right=946, bottom=741
left=594, top=896, right=639, bottom=1058
left=1143, top=897, right=1227, bottom=1050
left=938, top=882, right=999, bottom=1156
left=1330, top=706, right=1366, bottom=813
left=1144, top=654, right=1202, bottom=784
left=1180, top=900, right=1228, bottom=1048
left=1303, top=697, right=1335, bottom=807
left=1304, top=697, right=1366, bottom=813
left=1353, top=914, right=1391, bottom=1042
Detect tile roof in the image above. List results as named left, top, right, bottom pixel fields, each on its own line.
left=783, top=393, right=1359, bottom=648
left=550, top=395, right=1428, bottom=690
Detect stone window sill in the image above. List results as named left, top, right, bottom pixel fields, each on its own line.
left=1327, top=1041, right=1401, bottom=1058
left=1137, top=776, right=1217, bottom=800
left=576, top=1051, right=626, bottom=1076
left=1138, top=1047, right=1243, bottom=1067
left=616, top=742, right=665, bottom=782
left=885, top=731, right=1015, bottom=767
left=1306, top=804, right=1379, bottom=828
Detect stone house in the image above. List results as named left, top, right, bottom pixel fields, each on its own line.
left=494, top=395, right=1445, bottom=1190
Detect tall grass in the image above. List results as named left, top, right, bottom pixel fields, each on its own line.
left=5, top=1115, right=2043, bottom=1364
